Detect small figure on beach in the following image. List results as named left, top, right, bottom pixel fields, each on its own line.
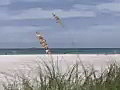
left=52, top=13, right=64, bottom=27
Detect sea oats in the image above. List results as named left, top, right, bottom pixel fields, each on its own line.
left=36, top=32, right=51, bottom=54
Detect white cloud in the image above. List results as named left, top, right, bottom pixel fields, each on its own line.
left=0, top=10, right=11, bottom=20
left=53, top=9, right=96, bottom=18
left=0, top=26, right=51, bottom=33
left=0, top=0, right=53, bottom=6
left=0, top=8, right=96, bottom=20
left=11, top=0, right=53, bottom=2
left=73, top=4, right=96, bottom=10
left=73, top=3, right=120, bottom=15
left=0, top=26, right=51, bottom=42
left=89, top=25, right=120, bottom=31
left=11, top=8, right=96, bottom=20
left=97, top=3, right=120, bottom=12
left=0, top=0, right=10, bottom=5
left=114, top=0, right=120, bottom=3
left=73, top=3, right=120, bottom=14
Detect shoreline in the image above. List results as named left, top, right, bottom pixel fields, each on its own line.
left=0, top=53, right=120, bottom=55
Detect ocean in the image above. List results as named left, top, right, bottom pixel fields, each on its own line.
left=0, top=48, right=120, bottom=55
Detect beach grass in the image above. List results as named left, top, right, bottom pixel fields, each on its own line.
left=1, top=56, right=120, bottom=90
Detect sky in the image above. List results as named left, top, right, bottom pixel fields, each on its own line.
left=0, top=0, right=120, bottom=48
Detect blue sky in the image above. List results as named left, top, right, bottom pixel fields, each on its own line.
left=0, top=0, right=120, bottom=48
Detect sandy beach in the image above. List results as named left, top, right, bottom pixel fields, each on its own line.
left=0, top=54, right=120, bottom=72
left=0, top=54, right=120, bottom=89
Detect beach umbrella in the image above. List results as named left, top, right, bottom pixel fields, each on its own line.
left=36, top=32, right=51, bottom=54
left=52, top=13, right=64, bottom=27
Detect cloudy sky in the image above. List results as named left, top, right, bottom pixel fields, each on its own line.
left=0, top=0, right=120, bottom=48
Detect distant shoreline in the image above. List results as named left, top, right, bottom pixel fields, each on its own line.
left=0, top=48, right=120, bottom=55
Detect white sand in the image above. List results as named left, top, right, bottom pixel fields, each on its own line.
left=0, top=54, right=120, bottom=89
left=0, top=54, right=120, bottom=72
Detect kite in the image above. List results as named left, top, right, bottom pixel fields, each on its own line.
left=36, top=32, right=51, bottom=54
left=52, top=13, right=64, bottom=27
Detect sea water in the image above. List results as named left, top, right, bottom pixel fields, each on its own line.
left=0, top=48, right=120, bottom=55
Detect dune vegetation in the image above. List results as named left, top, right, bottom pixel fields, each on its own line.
left=0, top=56, right=120, bottom=90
